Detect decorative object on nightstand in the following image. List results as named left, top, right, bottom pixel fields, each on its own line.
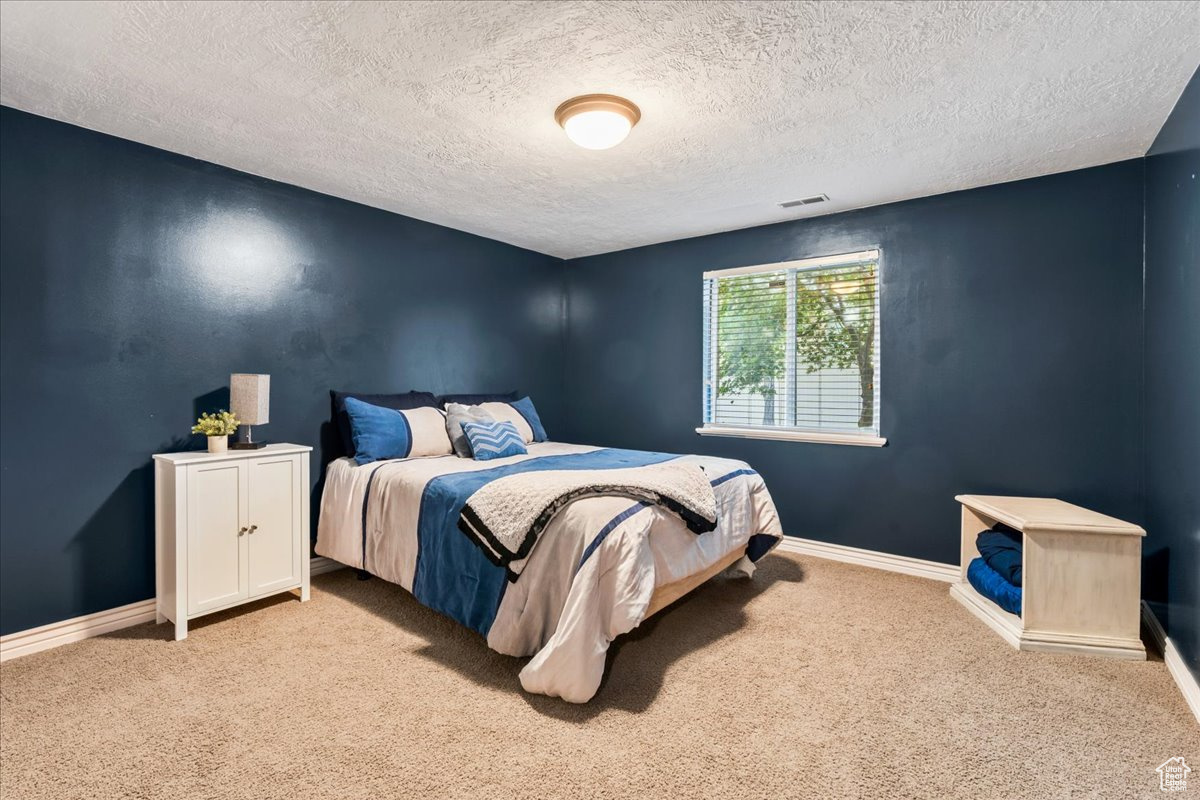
left=230, top=373, right=269, bottom=449
left=950, top=494, right=1146, bottom=660
left=191, top=410, right=240, bottom=454
left=154, top=443, right=312, bottom=640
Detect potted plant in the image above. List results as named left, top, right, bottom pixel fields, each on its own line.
left=192, top=410, right=240, bottom=454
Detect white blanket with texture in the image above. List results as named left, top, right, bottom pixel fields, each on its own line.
left=459, top=461, right=718, bottom=577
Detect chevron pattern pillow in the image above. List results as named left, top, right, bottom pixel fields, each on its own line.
left=461, top=420, right=528, bottom=461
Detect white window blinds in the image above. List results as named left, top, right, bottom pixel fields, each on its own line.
left=702, top=249, right=881, bottom=440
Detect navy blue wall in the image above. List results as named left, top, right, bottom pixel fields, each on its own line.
left=0, top=107, right=565, bottom=635
left=563, top=162, right=1146, bottom=566
left=1144, top=68, right=1199, bottom=677
left=0, top=101, right=1184, bottom=651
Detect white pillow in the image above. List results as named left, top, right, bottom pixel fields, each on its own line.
left=403, top=406, right=454, bottom=457
left=480, top=401, right=535, bottom=444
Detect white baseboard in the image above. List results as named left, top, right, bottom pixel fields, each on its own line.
left=0, top=598, right=157, bottom=663
left=1, top=556, right=346, bottom=663
left=1140, top=601, right=1200, bottom=725
left=774, top=535, right=959, bottom=583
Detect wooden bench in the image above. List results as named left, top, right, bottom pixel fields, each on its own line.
left=950, top=494, right=1146, bottom=660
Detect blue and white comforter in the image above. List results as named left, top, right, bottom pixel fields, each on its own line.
left=315, top=442, right=782, bottom=702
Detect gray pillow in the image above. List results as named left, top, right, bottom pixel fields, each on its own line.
left=444, top=403, right=496, bottom=457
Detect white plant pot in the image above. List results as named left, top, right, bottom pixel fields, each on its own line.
left=207, top=435, right=228, bottom=454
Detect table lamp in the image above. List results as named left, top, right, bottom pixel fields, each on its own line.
left=230, top=373, right=269, bottom=449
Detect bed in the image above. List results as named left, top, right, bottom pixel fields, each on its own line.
left=315, top=440, right=783, bottom=702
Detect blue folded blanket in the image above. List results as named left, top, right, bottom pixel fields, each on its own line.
left=967, top=557, right=1022, bottom=616
left=976, top=523, right=1023, bottom=586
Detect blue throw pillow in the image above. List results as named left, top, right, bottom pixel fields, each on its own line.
left=343, top=396, right=413, bottom=465
left=462, top=420, right=527, bottom=461
left=343, top=398, right=453, bottom=464
left=330, top=389, right=438, bottom=458
left=509, top=396, right=548, bottom=442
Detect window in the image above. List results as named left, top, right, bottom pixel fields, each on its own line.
left=699, top=249, right=884, bottom=446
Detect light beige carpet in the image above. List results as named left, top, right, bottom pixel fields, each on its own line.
left=1, top=554, right=1196, bottom=799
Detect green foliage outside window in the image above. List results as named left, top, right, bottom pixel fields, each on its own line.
left=716, top=264, right=877, bottom=429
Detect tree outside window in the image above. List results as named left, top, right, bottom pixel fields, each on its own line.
left=706, top=252, right=879, bottom=434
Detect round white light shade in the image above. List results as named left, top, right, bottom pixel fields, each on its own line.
left=555, top=94, right=641, bottom=150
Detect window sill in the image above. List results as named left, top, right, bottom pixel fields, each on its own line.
left=695, top=425, right=888, bottom=447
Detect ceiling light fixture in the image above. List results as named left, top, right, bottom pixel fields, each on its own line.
left=555, top=94, right=641, bottom=150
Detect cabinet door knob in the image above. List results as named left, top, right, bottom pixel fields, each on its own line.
left=248, top=524, right=258, bottom=533
left=239, top=526, right=248, bottom=535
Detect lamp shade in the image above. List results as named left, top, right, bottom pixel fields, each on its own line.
left=230, top=373, right=270, bottom=425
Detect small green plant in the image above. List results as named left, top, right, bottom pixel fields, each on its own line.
left=191, top=410, right=239, bottom=437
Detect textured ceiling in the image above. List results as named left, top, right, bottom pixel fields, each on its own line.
left=1, top=1, right=1197, bottom=258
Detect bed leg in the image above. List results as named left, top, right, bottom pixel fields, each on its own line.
left=356, top=569, right=371, bottom=581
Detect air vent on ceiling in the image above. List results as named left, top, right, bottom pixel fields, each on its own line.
left=779, top=194, right=829, bottom=209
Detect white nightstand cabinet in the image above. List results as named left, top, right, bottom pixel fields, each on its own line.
left=154, top=443, right=312, bottom=640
